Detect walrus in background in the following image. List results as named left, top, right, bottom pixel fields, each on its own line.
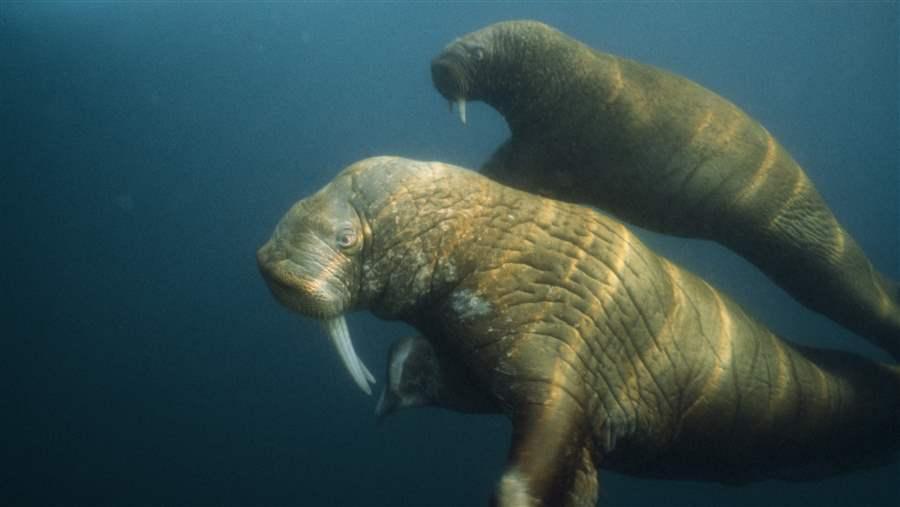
left=257, top=156, right=900, bottom=507
left=430, top=20, right=900, bottom=360
left=375, top=335, right=497, bottom=421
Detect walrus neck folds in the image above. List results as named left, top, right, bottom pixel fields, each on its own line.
left=353, top=162, right=481, bottom=320
left=432, top=21, right=589, bottom=130
left=481, top=23, right=599, bottom=138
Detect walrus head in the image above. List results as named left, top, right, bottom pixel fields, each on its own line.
left=257, top=157, right=472, bottom=396
left=257, top=163, right=376, bottom=394
left=430, top=28, right=495, bottom=124
left=375, top=336, right=442, bottom=421
left=431, top=20, right=574, bottom=125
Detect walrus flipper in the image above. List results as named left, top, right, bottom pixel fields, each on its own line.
left=494, top=369, right=597, bottom=507
left=377, top=334, right=600, bottom=506
left=376, top=335, right=498, bottom=419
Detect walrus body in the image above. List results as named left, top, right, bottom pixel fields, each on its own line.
left=257, top=157, right=900, bottom=506
left=431, top=20, right=900, bottom=360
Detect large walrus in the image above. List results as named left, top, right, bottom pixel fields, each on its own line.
left=430, top=20, right=900, bottom=360
left=257, top=156, right=900, bottom=507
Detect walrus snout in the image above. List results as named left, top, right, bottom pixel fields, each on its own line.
left=256, top=207, right=356, bottom=322
left=257, top=186, right=377, bottom=395
left=431, top=54, right=469, bottom=101
left=432, top=55, right=474, bottom=123
left=257, top=245, right=346, bottom=320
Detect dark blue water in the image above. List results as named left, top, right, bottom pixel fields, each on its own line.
left=3, top=2, right=897, bottom=506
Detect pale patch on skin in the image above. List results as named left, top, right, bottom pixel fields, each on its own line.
left=450, top=288, right=493, bottom=321
left=410, top=249, right=432, bottom=296
left=496, top=468, right=535, bottom=507
left=440, top=260, right=458, bottom=284
left=390, top=338, right=415, bottom=394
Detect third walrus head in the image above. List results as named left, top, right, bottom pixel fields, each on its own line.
left=376, top=335, right=498, bottom=423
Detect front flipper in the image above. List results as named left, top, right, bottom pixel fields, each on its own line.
left=494, top=386, right=597, bottom=507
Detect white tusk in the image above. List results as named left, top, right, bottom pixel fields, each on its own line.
left=362, top=357, right=375, bottom=384
left=322, top=316, right=374, bottom=395
left=456, top=98, right=467, bottom=125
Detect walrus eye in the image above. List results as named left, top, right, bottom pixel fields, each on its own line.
left=336, top=227, right=358, bottom=249
left=473, top=47, right=485, bottom=61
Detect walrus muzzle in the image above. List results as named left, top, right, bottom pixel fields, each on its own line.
left=257, top=193, right=376, bottom=395
left=431, top=54, right=472, bottom=123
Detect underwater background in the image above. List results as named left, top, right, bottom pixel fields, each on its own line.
left=3, top=2, right=898, bottom=506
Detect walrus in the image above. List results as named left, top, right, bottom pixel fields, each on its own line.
left=375, top=335, right=496, bottom=421
left=257, top=156, right=900, bottom=506
left=430, top=20, right=900, bottom=360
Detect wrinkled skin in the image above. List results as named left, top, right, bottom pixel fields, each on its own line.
left=258, top=157, right=900, bottom=507
left=431, top=20, right=900, bottom=361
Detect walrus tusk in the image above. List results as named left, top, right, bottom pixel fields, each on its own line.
left=322, top=316, right=374, bottom=395
left=456, top=98, right=467, bottom=124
